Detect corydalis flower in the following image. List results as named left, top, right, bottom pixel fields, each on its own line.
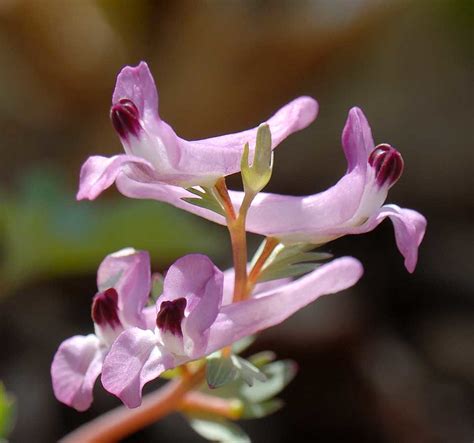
left=233, top=107, right=427, bottom=272
left=101, top=254, right=363, bottom=408
left=77, top=61, right=318, bottom=198
left=113, top=108, right=426, bottom=272
left=51, top=248, right=152, bottom=411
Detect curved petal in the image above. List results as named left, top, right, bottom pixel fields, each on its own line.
left=162, top=254, right=224, bottom=358
left=110, top=63, right=318, bottom=186
left=342, top=107, right=374, bottom=172
left=114, top=169, right=368, bottom=244
left=97, top=248, right=151, bottom=327
left=205, top=257, right=363, bottom=354
left=116, top=172, right=224, bottom=218
left=77, top=154, right=154, bottom=200
left=101, top=328, right=174, bottom=408
left=174, top=96, right=319, bottom=180
left=113, top=61, right=159, bottom=124
left=51, top=334, right=104, bottom=411
left=347, top=204, right=427, bottom=273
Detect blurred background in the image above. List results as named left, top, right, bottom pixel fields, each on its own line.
left=0, top=0, right=472, bottom=441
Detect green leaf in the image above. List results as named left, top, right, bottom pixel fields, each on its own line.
left=258, top=262, right=322, bottom=282
left=241, top=398, right=284, bottom=420
left=241, top=360, right=297, bottom=404
left=182, top=186, right=225, bottom=216
left=248, top=351, right=276, bottom=368
left=257, top=243, right=332, bottom=282
left=0, top=383, right=15, bottom=439
left=206, top=356, right=239, bottom=389
left=201, top=356, right=297, bottom=420
left=186, top=414, right=251, bottom=443
left=241, top=124, right=273, bottom=194
left=231, top=356, right=267, bottom=387
left=206, top=354, right=266, bottom=389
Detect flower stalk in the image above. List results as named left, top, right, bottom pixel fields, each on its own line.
left=247, top=237, right=279, bottom=291
left=61, top=366, right=206, bottom=443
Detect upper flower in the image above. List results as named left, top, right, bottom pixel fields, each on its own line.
left=50, top=248, right=152, bottom=411
left=111, top=107, right=426, bottom=272
left=77, top=61, right=318, bottom=198
left=101, top=253, right=363, bottom=408
left=234, top=107, right=427, bottom=272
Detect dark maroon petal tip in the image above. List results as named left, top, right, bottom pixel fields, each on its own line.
left=91, top=288, right=121, bottom=329
left=368, top=144, right=404, bottom=187
left=110, top=98, right=141, bottom=139
left=156, top=298, right=187, bottom=336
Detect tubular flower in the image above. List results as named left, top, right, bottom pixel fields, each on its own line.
left=101, top=254, right=363, bottom=408
left=113, top=107, right=426, bottom=272
left=50, top=248, right=152, bottom=411
left=77, top=61, right=318, bottom=199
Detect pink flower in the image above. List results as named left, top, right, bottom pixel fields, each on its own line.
left=112, top=108, right=426, bottom=272
left=101, top=254, right=363, bottom=408
left=50, top=248, right=153, bottom=411
left=77, top=61, right=318, bottom=198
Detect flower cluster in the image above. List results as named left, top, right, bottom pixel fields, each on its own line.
left=52, top=62, right=426, bottom=435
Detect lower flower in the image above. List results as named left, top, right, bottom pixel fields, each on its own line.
left=50, top=248, right=153, bottom=411
left=100, top=253, right=363, bottom=408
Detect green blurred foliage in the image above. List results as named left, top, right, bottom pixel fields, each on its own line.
left=0, top=383, right=15, bottom=439
left=0, top=169, right=224, bottom=293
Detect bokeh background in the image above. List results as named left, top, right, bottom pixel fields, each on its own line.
left=0, top=1, right=472, bottom=442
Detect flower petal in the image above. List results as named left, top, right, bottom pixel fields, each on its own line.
left=346, top=204, right=427, bottom=272
left=113, top=61, right=159, bottom=124
left=101, top=328, right=174, bottom=408
left=97, top=248, right=151, bottom=328
left=115, top=173, right=223, bottom=218
left=205, top=257, right=363, bottom=354
left=222, top=268, right=290, bottom=305
left=77, top=154, right=154, bottom=200
left=176, top=96, right=318, bottom=179
left=342, top=107, right=374, bottom=172
left=51, top=334, right=104, bottom=411
left=162, top=254, right=224, bottom=358
left=110, top=63, right=318, bottom=186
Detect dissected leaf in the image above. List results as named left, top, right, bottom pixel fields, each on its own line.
left=241, top=360, right=297, bottom=404
left=248, top=351, right=276, bottom=368
left=206, top=354, right=266, bottom=389
left=257, top=242, right=332, bottom=282
left=183, top=186, right=225, bottom=216
left=201, top=354, right=298, bottom=420
left=241, top=398, right=284, bottom=420
left=186, top=414, right=251, bottom=443
left=206, top=356, right=239, bottom=389
left=231, top=356, right=267, bottom=387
